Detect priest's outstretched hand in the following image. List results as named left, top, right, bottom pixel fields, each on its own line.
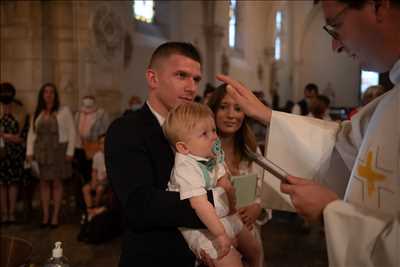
left=281, top=176, right=339, bottom=222
left=217, top=74, right=271, bottom=125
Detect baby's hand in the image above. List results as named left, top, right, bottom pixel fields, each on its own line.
left=214, top=233, right=231, bottom=259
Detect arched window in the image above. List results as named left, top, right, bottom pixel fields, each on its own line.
left=133, top=0, right=155, bottom=23
left=229, top=0, right=238, bottom=48
left=274, top=10, right=283, bottom=61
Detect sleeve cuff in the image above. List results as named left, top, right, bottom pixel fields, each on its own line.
left=180, top=188, right=207, bottom=200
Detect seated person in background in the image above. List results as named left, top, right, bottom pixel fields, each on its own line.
left=292, top=83, right=319, bottom=116
left=308, top=94, right=332, bottom=121
left=123, top=95, right=142, bottom=116
left=75, top=95, right=110, bottom=160
left=75, top=95, right=110, bottom=195
left=348, top=85, right=385, bottom=119
left=82, top=134, right=108, bottom=220
left=163, top=102, right=261, bottom=267
left=361, top=85, right=385, bottom=105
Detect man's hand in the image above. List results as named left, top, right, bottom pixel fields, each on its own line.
left=216, top=74, right=271, bottom=125
left=238, top=203, right=262, bottom=230
left=214, top=233, right=231, bottom=259
left=281, top=175, right=339, bottom=222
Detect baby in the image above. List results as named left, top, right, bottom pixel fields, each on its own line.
left=163, top=103, right=261, bottom=267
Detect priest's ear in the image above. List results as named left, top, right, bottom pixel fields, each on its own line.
left=176, top=141, right=190, bottom=155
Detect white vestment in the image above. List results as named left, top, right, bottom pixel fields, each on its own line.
left=262, top=59, right=400, bottom=267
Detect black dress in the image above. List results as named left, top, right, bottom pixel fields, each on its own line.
left=0, top=113, right=26, bottom=185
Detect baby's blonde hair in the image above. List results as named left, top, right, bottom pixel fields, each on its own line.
left=163, top=102, right=214, bottom=146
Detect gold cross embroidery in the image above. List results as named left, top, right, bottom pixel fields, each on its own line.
left=357, top=150, right=386, bottom=197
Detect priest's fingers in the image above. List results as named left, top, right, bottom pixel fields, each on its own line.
left=284, top=183, right=338, bottom=222
left=280, top=182, right=296, bottom=195
left=217, top=74, right=271, bottom=125
left=216, top=74, right=249, bottom=97
left=286, top=175, right=314, bottom=186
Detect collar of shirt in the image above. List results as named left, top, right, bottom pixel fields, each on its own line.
left=146, top=101, right=165, bottom=126
left=176, top=152, right=217, bottom=172
left=389, top=58, right=400, bottom=85
left=176, top=152, right=210, bottom=162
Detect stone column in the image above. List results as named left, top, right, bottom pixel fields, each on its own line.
left=203, top=2, right=225, bottom=84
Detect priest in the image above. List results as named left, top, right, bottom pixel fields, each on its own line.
left=218, top=0, right=400, bottom=266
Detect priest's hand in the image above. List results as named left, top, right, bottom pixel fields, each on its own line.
left=216, top=74, right=271, bottom=125
left=280, top=175, right=339, bottom=222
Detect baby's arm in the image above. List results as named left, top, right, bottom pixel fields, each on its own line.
left=216, top=174, right=236, bottom=214
left=190, top=195, right=231, bottom=259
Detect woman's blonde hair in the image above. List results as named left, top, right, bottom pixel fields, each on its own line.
left=163, top=102, right=214, bottom=145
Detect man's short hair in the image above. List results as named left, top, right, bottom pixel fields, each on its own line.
left=148, top=42, right=202, bottom=69
left=305, top=83, right=319, bottom=94
left=163, top=102, right=213, bottom=146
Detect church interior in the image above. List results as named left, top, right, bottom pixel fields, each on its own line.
left=1, top=1, right=395, bottom=267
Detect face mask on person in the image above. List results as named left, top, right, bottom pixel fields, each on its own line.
left=82, top=98, right=95, bottom=109
left=131, top=104, right=141, bottom=111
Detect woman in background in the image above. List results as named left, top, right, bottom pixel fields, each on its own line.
left=27, top=83, right=76, bottom=228
left=0, top=82, right=27, bottom=224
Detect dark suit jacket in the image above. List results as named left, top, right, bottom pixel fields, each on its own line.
left=105, top=104, right=212, bottom=267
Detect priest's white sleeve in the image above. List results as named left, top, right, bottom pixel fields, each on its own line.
left=324, top=200, right=400, bottom=267
left=261, top=111, right=339, bottom=211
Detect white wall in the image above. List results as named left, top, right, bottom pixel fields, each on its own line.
left=292, top=2, right=360, bottom=107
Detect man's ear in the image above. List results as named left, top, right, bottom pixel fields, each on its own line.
left=146, top=69, right=158, bottom=90
left=176, top=141, right=189, bottom=154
